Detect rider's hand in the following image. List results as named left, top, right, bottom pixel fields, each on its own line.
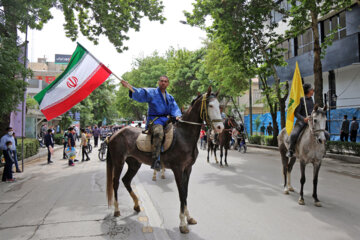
left=121, top=80, right=131, bottom=89
left=176, top=116, right=181, bottom=121
left=304, top=117, right=309, bottom=123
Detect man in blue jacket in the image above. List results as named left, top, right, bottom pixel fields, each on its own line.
left=121, top=76, right=182, bottom=171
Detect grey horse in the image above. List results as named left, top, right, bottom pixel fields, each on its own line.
left=278, top=105, right=327, bottom=207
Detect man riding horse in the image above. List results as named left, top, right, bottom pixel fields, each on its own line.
left=287, top=83, right=314, bottom=158
left=120, top=76, right=181, bottom=171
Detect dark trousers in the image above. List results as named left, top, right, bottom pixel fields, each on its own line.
left=94, top=136, right=99, bottom=147
left=47, top=146, right=52, bottom=162
left=350, top=130, right=358, bottom=142
left=340, top=132, right=349, bottom=142
left=2, top=151, right=13, bottom=181
left=289, top=122, right=306, bottom=152
left=82, top=146, right=89, bottom=160
left=12, top=150, right=20, bottom=171
left=63, top=142, right=67, bottom=158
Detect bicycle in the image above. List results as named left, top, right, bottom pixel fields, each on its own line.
left=98, top=137, right=109, bottom=161
left=85, top=142, right=93, bottom=154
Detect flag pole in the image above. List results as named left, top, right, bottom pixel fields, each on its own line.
left=111, top=73, right=134, bottom=93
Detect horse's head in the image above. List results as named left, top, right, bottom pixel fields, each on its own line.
left=225, top=116, right=238, bottom=130
left=206, top=86, right=224, bottom=133
left=309, top=104, right=327, bottom=144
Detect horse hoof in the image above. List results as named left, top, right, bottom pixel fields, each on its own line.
left=179, top=226, right=189, bottom=234
left=314, top=201, right=322, bottom=207
left=134, top=205, right=141, bottom=213
left=284, top=189, right=289, bottom=195
left=152, top=177, right=156, bottom=181
left=298, top=199, right=305, bottom=205
left=187, top=218, right=197, bottom=225
left=114, top=211, right=120, bottom=217
left=288, top=186, right=295, bottom=192
left=161, top=175, right=165, bottom=179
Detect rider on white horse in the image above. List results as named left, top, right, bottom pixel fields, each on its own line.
left=287, top=83, right=315, bottom=158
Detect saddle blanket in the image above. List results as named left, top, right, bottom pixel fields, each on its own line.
left=136, top=124, right=174, bottom=153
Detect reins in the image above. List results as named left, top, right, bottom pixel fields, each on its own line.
left=178, top=93, right=222, bottom=129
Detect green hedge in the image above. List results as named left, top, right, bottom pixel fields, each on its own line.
left=326, top=141, right=360, bottom=156
left=249, top=135, right=277, bottom=146
left=53, top=134, right=64, bottom=145
left=16, top=138, right=40, bottom=159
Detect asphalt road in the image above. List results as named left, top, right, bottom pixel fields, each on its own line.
left=0, top=142, right=359, bottom=240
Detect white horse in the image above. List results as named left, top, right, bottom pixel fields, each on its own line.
left=278, top=105, right=327, bottom=207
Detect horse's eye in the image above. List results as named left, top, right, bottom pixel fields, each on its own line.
left=314, top=119, right=317, bottom=123
left=209, top=105, right=213, bottom=108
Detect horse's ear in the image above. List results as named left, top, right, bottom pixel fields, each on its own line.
left=215, top=89, right=220, bottom=97
left=323, top=105, right=327, bottom=112
left=313, top=104, right=319, bottom=112
left=207, top=86, right=212, bottom=95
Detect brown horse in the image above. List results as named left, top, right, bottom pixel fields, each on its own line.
left=106, top=87, right=224, bottom=234
left=217, top=116, right=238, bottom=166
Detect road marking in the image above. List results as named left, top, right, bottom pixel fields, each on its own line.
left=138, top=216, right=148, bottom=222
left=142, top=226, right=153, bottom=233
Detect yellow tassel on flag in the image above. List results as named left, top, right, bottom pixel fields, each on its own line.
left=286, top=62, right=305, bottom=135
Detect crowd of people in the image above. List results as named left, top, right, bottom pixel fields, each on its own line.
left=340, top=115, right=359, bottom=142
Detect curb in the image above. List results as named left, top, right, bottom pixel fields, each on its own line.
left=247, top=144, right=360, bottom=164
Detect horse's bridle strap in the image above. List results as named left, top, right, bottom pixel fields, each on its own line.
left=178, top=119, right=202, bottom=125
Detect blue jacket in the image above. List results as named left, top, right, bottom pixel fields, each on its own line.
left=129, top=87, right=181, bottom=127
left=0, top=134, right=16, bottom=151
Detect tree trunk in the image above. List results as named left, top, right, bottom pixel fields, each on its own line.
left=279, top=81, right=289, bottom=129
left=270, top=110, right=278, bottom=146
left=311, top=10, right=324, bottom=107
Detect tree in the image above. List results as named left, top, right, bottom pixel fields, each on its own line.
left=185, top=0, right=289, bottom=141
left=286, top=0, right=352, bottom=106
left=0, top=0, right=165, bottom=132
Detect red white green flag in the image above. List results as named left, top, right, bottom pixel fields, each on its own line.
left=34, top=43, right=112, bottom=120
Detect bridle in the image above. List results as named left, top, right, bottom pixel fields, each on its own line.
left=178, top=93, right=223, bottom=130
left=308, top=115, right=326, bottom=136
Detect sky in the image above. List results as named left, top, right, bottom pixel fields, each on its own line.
left=26, top=0, right=207, bottom=78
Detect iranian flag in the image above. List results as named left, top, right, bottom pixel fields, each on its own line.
left=35, top=43, right=112, bottom=120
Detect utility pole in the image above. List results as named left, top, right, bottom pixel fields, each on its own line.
left=249, top=78, right=253, bottom=136
left=21, top=23, right=28, bottom=172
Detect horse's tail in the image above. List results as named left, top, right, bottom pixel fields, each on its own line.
left=106, top=145, right=113, bottom=207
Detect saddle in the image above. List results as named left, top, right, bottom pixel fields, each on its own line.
left=136, top=123, right=174, bottom=153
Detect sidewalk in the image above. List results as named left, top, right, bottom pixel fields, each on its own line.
left=247, top=143, right=360, bottom=164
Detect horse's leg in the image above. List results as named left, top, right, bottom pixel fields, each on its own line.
left=298, top=161, right=306, bottom=205
left=280, top=145, right=289, bottom=194
left=312, top=162, right=322, bottom=207
left=122, top=158, right=142, bottom=212
left=173, top=167, right=189, bottom=234
left=113, top=163, right=124, bottom=217
left=161, top=161, right=165, bottom=179
left=224, top=147, right=228, bottom=166
left=214, top=145, right=218, bottom=164
left=152, top=169, right=157, bottom=181
left=287, top=157, right=296, bottom=192
left=220, top=146, right=223, bottom=166
left=183, top=166, right=197, bottom=225
left=207, top=144, right=210, bottom=163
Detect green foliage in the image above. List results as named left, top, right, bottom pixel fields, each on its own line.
left=249, top=135, right=262, bottom=145
left=16, top=138, right=40, bottom=159
left=53, top=133, right=64, bottom=145
left=26, top=96, right=38, bottom=112
left=248, top=135, right=276, bottom=146
left=326, top=141, right=360, bottom=156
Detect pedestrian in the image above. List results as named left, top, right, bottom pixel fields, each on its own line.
left=340, top=115, right=350, bottom=142
left=266, top=122, right=273, bottom=136
left=75, top=126, right=80, bottom=141
left=62, top=128, right=69, bottom=159
left=93, top=125, right=100, bottom=148
left=44, top=129, right=54, bottom=164
left=1, top=127, right=16, bottom=170
left=260, top=123, right=265, bottom=136
left=80, top=128, right=90, bottom=162
left=67, top=127, right=76, bottom=166
left=200, top=128, right=206, bottom=150
left=1, top=141, right=15, bottom=182
left=12, top=132, right=21, bottom=172
left=350, top=116, right=359, bottom=142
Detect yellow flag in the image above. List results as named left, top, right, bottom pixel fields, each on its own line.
left=286, top=62, right=305, bottom=135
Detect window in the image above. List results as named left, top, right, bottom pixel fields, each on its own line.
left=323, top=11, right=346, bottom=41
left=28, top=79, right=39, bottom=88
left=297, top=29, right=314, bottom=55
left=278, top=39, right=293, bottom=60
